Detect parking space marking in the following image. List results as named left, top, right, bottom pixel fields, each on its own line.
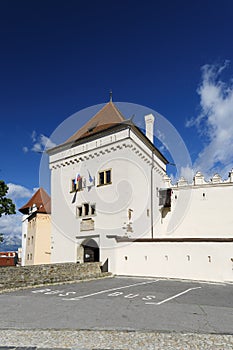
left=63, top=279, right=160, bottom=301
left=146, top=286, right=202, bottom=305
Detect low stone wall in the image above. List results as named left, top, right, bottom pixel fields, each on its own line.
left=0, top=262, right=109, bottom=291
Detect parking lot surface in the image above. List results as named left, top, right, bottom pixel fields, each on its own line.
left=1, top=276, right=233, bottom=334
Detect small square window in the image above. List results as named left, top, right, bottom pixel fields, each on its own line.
left=98, top=169, right=112, bottom=186
left=77, top=203, right=96, bottom=217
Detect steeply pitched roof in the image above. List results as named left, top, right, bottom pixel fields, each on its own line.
left=47, top=101, right=168, bottom=165
left=65, top=101, right=126, bottom=144
left=19, top=188, right=51, bottom=215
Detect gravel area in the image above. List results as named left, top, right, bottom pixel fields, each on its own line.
left=1, top=330, right=233, bottom=349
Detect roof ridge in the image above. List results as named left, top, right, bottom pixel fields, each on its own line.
left=108, top=101, right=126, bottom=121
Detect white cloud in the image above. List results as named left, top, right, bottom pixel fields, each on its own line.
left=31, top=133, right=56, bottom=153
left=31, top=130, right=37, bottom=142
left=180, top=166, right=194, bottom=183
left=7, top=183, right=34, bottom=201
left=23, top=131, right=56, bottom=154
left=156, top=129, right=169, bottom=151
left=31, top=142, right=43, bottom=153
left=0, top=213, right=22, bottom=237
left=40, top=134, right=56, bottom=149
left=22, top=146, right=28, bottom=153
left=0, top=213, right=22, bottom=248
left=0, top=184, right=36, bottom=248
left=187, top=61, right=233, bottom=178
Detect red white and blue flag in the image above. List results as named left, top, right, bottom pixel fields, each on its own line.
left=75, top=173, right=81, bottom=184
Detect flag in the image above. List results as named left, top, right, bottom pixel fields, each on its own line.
left=75, top=173, right=81, bottom=184
left=87, top=170, right=95, bottom=191
left=87, top=170, right=93, bottom=183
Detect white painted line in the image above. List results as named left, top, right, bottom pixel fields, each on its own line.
left=63, top=279, right=160, bottom=301
left=146, top=286, right=202, bottom=306
left=124, top=293, right=139, bottom=299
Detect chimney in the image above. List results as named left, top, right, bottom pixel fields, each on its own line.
left=144, top=113, right=155, bottom=144
left=229, top=169, right=233, bottom=182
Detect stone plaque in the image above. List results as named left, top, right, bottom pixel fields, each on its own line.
left=80, top=218, right=95, bottom=231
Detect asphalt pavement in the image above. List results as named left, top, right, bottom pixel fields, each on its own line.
left=1, top=276, right=233, bottom=334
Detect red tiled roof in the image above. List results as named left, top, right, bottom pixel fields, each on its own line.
left=65, top=101, right=126, bottom=144
left=19, top=188, right=51, bottom=215
left=47, top=101, right=169, bottom=165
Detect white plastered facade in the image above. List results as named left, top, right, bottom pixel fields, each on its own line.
left=49, top=126, right=166, bottom=269
left=49, top=110, right=233, bottom=282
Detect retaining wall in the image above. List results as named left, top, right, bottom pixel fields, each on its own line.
left=0, top=262, right=108, bottom=291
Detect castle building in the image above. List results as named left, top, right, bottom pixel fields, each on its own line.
left=47, top=101, right=233, bottom=282
left=19, top=188, right=51, bottom=266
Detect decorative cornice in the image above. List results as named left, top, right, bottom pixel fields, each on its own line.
left=50, top=139, right=165, bottom=173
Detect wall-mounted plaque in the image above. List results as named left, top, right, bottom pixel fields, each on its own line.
left=80, top=218, right=95, bottom=231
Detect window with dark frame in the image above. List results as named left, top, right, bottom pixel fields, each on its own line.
left=76, top=203, right=96, bottom=217
left=98, top=169, right=112, bottom=186
left=159, top=189, right=172, bottom=208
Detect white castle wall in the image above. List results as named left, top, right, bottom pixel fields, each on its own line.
left=157, top=171, right=233, bottom=237
left=106, top=170, right=233, bottom=282
left=49, top=111, right=233, bottom=282
left=49, top=127, right=166, bottom=264
left=112, top=241, right=233, bottom=282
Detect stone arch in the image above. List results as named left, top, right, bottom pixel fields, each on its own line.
left=82, top=238, right=99, bottom=263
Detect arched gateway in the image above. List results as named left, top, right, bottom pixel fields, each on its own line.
left=82, top=238, right=99, bottom=262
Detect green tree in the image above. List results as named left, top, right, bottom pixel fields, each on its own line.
left=0, top=180, right=16, bottom=217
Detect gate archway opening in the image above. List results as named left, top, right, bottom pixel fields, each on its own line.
left=82, top=239, right=99, bottom=262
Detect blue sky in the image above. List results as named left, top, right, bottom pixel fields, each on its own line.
left=1, top=0, right=233, bottom=247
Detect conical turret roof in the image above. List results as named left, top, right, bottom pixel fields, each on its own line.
left=19, top=188, right=51, bottom=215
